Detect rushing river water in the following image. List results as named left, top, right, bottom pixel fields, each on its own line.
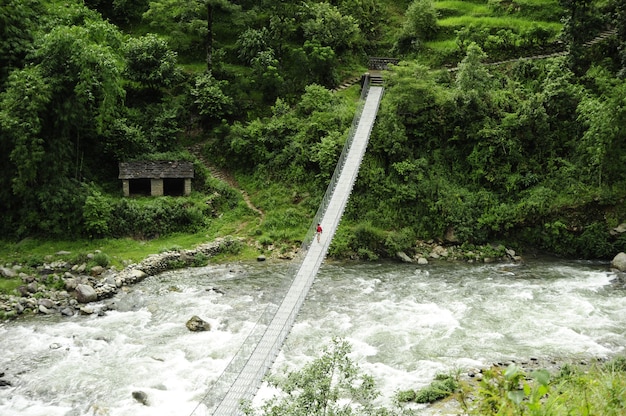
left=1, top=257, right=625, bottom=416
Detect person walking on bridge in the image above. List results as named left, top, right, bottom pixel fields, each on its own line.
left=316, top=223, right=323, bottom=243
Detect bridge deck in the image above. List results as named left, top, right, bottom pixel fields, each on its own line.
left=208, top=85, right=384, bottom=416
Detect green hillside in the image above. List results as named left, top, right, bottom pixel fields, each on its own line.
left=1, top=0, right=625, bottom=261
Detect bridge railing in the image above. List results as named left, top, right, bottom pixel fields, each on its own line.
left=304, top=73, right=372, bottom=242
left=368, top=57, right=399, bottom=70
left=195, top=74, right=373, bottom=415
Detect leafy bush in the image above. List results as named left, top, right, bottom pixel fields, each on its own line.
left=45, top=275, right=65, bottom=290
left=191, top=252, right=209, bottom=267
left=244, top=338, right=394, bottom=416
left=92, top=252, right=110, bottom=268
left=385, top=227, right=417, bottom=254
left=464, top=358, right=626, bottom=416
left=350, top=222, right=386, bottom=257
left=24, top=255, right=45, bottom=268
left=396, top=0, right=439, bottom=53
left=83, top=188, right=113, bottom=238
left=108, top=197, right=211, bottom=239
left=395, top=389, right=416, bottom=403
left=414, top=373, right=458, bottom=403
left=578, top=222, right=614, bottom=258
left=220, top=237, right=244, bottom=255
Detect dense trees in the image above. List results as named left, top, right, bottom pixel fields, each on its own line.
left=0, top=8, right=126, bottom=235
left=0, top=0, right=44, bottom=86
left=346, top=46, right=626, bottom=257
left=0, top=0, right=625, bottom=258
left=396, top=0, right=438, bottom=52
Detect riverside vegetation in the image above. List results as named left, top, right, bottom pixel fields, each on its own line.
left=243, top=337, right=626, bottom=416
left=1, top=0, right=626, bottom=414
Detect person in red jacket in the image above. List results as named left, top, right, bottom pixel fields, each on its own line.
left=316, top=223, right=323, bottom=243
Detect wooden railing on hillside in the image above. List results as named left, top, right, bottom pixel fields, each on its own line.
left=368, top=57, right=400, bottom=70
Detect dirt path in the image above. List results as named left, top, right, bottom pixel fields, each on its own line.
left=189, top=144, right=264, bottom=221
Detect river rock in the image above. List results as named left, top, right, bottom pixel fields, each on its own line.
left=611, top=252, right=626, bottom=272
left=38, top=304, right=55, bottom=315
left=90, top=266, right=105, bottom=276
left=444, top=227, right=459, bottom=243
left=128, top=269, right=147, bottom=281
left=75, top=284, right=98, bottom=303
left=396, top=251, right=413, bottom=263
left=186, top=315, right=211, bottom=332
left=611, top=223, right=626, bottom=235
left=132, top=391, right=149, bottom=406
left=38, top=299, right=56, bottom=309
left=0, top=267, right=17, bottom=278
left=64, top=277, right=79, bottom=291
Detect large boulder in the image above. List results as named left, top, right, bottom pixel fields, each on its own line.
left=186, top=315, right=211, bottom=332
left=0, top=267, right=17, bottom=278
left=396, top=251, right=413, bottom=263
left=611, top=252, right=626, bottom=272
left=75, top=284, right=98, bottom=303
left=611, top=223, right=626, bottom=235
left=132, top=391, right=149, bottom=406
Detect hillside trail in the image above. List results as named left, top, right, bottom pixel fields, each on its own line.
left=333, top=29, right=618, bottom=85
left=453, top=28, right=617, bottom=71
left=189, top=143, right=265, bottom=222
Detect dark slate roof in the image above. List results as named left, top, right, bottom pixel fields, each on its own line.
left=118, top=161, right=194, bottom=179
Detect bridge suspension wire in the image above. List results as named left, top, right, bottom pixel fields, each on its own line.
left=190, top=76, right=384, bottom=416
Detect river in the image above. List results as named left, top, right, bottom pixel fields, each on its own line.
left=0, top=257, right=624, bottom=415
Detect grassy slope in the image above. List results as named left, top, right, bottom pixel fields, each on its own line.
left=420, top=0, right=563, bottom=65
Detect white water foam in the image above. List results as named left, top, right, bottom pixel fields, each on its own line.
left=1, top=260, right=625, bottom=415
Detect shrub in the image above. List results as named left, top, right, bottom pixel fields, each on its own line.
left=385, top=227, right=416, bottom=254
left=191, top=252, right=209, bottom=267
left=83, top=188, right=113, bottom=238
left=414, top=373, right=458, bottom=403
left=395, top=389, right=416, bottom=403
left=45, top=275, right=65, bottom=290
left=220, top=237, right=244, bottom=255
left=108, top=197, right=211, bottom=239
left=24, top=255, right=45, bottom=268
left=92, top=252, right=110, bottom=268
left=350, top=222, right=386, bottom=257
left=68, top=252, right=90, bottom=265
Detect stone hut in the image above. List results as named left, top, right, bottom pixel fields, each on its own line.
left=118, top=161, right=194, bottom=197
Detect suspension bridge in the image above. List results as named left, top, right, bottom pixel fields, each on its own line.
left=190, top=73, right=384, bottom=415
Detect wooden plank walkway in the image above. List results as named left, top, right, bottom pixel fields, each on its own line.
left=203, top=85, right=384, bottom=416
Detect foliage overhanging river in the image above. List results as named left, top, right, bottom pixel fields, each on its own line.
left=1, top=257, right=625, bottom=415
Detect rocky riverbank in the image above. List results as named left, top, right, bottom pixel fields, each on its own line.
left=0, top=238, right=525, bottom=319
left=1, top=235, right=625, bottom=321
left=0, top=238, right=241, bottom=319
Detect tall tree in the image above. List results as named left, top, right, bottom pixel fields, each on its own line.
left=559, top=0, right=603, bottom=75
left=0, top=0, right=44, bottom=88
left=0, top=13, right=126, bottom=236
left=614, top=0, right=626, bottom=77
left=124, top=33, right=182, bottom=89
left=142, top=0, right=239, bottom=70
left=243, top=338, right=390, bottom=416
left=455, top=43, right=492, bottom=97
left=397, top=0, right=438, bottom=52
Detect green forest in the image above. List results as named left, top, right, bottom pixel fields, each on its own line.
left=1, top=0, right=626, bottom=259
